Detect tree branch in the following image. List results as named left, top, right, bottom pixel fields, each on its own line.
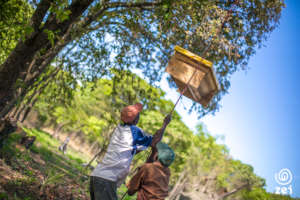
left=220, top=183, right=249, bottom=200
left=30, top=0, right=53, bottom=31
left=107, top=1, right=164, bottom=9
left=81, top=0, right=163, bottom=29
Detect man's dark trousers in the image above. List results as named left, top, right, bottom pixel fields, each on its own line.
left=90, top=176, right=118, bottom=200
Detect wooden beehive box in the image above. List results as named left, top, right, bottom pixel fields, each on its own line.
left=166, top=46, right=219, bottom=107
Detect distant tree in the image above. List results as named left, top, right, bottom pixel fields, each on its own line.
left=0, top=0, right=284, bottom=132
left=33, top=70, right=175, bottom=146
left=241, top=187, right=300, bottom=200
left=168, top=124, right=265, bottom=200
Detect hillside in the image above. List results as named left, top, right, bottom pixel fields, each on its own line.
left=1, top=72, right=299, bottom=200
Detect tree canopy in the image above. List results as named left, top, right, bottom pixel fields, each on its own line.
left=0, top=0, right=284, bottom=122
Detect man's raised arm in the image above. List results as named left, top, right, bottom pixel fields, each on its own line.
left=150, top=114, right=171, bottom=148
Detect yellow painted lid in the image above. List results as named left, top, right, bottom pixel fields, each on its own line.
left=174, top=46, right=213, bottom=68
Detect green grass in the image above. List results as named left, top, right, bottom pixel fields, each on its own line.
left=117, top=184, right=137, bottom=200
left=0, top=127, right=92, bottom=199
left=22, top=128, right=137, bottom=199
left=0, top=127, right=139, bottom=199
left=23, top=127, right=91, bottom=170
left=0, top=193, right=9, bottom=199
left=0, top=131, right=22, bottom=157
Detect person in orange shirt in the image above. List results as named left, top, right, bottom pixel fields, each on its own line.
left=127, top=142, right=175, bottom=200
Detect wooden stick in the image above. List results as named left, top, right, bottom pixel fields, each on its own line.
left=120, top=191, right=128, bottom=200
left=169, top=69, right=198, bottom=115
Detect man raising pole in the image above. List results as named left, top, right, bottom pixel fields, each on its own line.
left=90, top=103, right=171, bottom=200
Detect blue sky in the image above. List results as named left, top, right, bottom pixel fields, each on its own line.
left=160, top=0, right=300, bottom=197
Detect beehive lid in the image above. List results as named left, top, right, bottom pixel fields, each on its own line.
left=166, top=46, right=220, bottom=107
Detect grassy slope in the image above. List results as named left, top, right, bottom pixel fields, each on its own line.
left=0, top=127, right=136, bottom=200
left=0, top=127, right=92, bottom=200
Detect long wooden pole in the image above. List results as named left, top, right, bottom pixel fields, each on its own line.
left=169, top=69, right=198, bottom=115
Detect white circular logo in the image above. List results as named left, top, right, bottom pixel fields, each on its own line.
left=275, top=168, right=293, bottom=186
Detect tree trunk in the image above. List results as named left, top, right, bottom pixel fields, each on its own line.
left=0, top=118, right=17, bottom=148
left=20, top=97, right=39, bottom=123
left=219, top=184, right=249, bottom=200
left=53, top=123, right=67, bottom=139
left=0, top=0, right=94, bottom=132
left=168, top=170, right=187, bottom=200
left=0, top=0, right=53, bottom=112
left=12, top=67, right=59, bottom=121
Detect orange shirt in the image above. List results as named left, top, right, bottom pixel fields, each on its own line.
left=127, top=161, right=170, bottom=200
